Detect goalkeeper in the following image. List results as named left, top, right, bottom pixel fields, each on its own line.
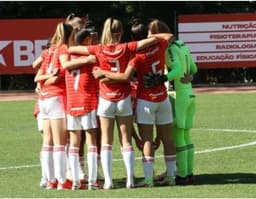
left=144, top=40, right=197, bottom=185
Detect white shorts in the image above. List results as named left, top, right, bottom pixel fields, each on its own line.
left=67, top=110, right=98, bottom=131
left=136, top=97, right=173, bottom=125
left=37, top=112, right=43, bottom=132
left=97, top=96, right=133, bottom=119
left=38, top=96, right=66, bottom=119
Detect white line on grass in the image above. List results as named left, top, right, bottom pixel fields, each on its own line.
left=195, top=140, right=256, bottom=154
left=194, top=128, right=256, bottom=133
left=1, top=139, right=256, bottom=171
left=0, top=164, right=40, bottom=170
left=132, top=140, right=256, bottom=160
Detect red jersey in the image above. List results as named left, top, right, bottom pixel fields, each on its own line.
left=65, top=54, right=99, bottom=116
left=130, top=78, right=138, bottom=111
left=130, top=79, right=138, bottom=100
left=39, top=44, right=66, bottom=100
left=130, top=39, right=168, bottom=102
left=88, top=42, right=137, bottom=101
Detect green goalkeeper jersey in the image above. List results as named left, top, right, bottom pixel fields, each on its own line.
left=165, top=40, right=198, bottom=90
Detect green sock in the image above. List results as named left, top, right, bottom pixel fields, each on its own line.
left=184, top=129, right=194, bottom=175
left=173, top=127, right=188, bottom=177
left=186, top=143, right=194, bottom=175
left=176, top=145, right=188, bottom=177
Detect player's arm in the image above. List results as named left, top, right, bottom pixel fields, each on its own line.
left=35, top=83, right=41, bottom=94
left=43, top=76, right=60, bottom=85
left=34, top=67, right=60, bottom=85
left=182, top=62, right=197, bottom=84
left=93, top=65, right=135, bottom=82
left=180, top=74, right=194, bottom=84
left=136, top=37, right=158, bottom=51
left=98, top=77, right=117, bottom=83
left=143, top=46, right=182, bottom=88
left=68, top=45, right=90, bottom=55
left=34, top=69, right=55, bottom=83
left=60, top=54, right=96, bottom=70
left=136, top=33, right=174, bottom=51
left=149, top=33, right=175, bottom=45
left=32, top=55, right=43, bottom=69
left=180, top=47, right=198, bottom=83
left=166, top=46, right=183, bottom=81
left=188, top=52, right=198, bottom=75
left=42, top=68, right=61, bottom=85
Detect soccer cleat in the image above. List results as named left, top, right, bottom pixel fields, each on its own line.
left=39, top=178, right=48, bottom=188
left=187, top=174, right=195, bottom=185
left=72, top=185, right=79, bottom=190
left=154, top=171, right=167, bottom=181
left=156, top=176, right=176, bottom=186
left=72, top=183, right=86, bottom=190
left=88, top=184, right=99, bottom=190
left=103, top=183, right=113, bottom=190
left=126, top=183, right=135, bottom=189
left=135, top=178, right=154, bottom=188
left=80, top=179, right=86, bottom=186
left=175, top=175, right=189, bottom=185
left=88, top=182, right=101, bottom=190
left=46, top=180, right=58, bottom=190
left=57, top=180, right=72, bottom=190
left=94, top=180, right=102, bottom=188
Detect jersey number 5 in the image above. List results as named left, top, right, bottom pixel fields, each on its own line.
left=151, top=60, right=162, bottom=75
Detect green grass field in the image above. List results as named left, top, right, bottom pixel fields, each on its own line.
left=0, top=92, right=256, bottom=198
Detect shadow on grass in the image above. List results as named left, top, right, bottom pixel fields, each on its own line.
left=110, top=173, right=256, bottom=188
left=111, top=177, right=145, bottom=189
left=193, top=173, right=256, bottom=185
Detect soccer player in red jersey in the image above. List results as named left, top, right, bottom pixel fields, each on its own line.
left=69, top=17, right=161, bottom=189
left=32, top=40, right=51, bottom=188
left=34, top=22, right=73, bottom=190
left=65, top=14, right=104, bottom=184
left=60, top=27, right=101, bottom=190
left=65, top=13, right=87, bottom=186
left=92, top=19, right=175, bottom=187
left=144, top=20, right=198, bottom=185
left=32, top=100, right=47, bottom=188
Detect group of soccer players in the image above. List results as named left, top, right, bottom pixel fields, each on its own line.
left=33, top=13, right=197, bottom=191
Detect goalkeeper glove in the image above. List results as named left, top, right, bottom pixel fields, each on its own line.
left=143, top=72, right=168, bottom=88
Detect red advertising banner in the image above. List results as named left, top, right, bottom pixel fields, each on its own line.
left=178, top=13, right=256, bottom=68
left=0, top=18, right=64, bottom=74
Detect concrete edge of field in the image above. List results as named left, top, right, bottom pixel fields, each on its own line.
left=0, top=85, right=256, bottom=102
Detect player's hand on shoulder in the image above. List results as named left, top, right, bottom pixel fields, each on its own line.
left=180, top=74, right=193, bottom=84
